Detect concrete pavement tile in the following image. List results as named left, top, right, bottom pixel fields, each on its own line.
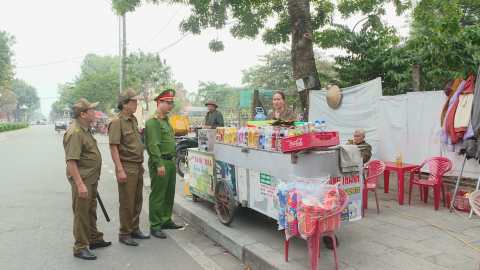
left=374, top=224, right=432, bottom=241
left=336, top=246, right=396, bottom=270
left=322, top=261, right=359, bottom=270
left=373, top=249, right=448, bottom=270
left=354, top=216, right=386, bottom=228
left=424, top=252, right=480, bottom=270
left=414, top=225, right=480, bottom=245
left=373, top=236, right=442, bottom=258
left=458, top=226, right=480, bottom=240
left=369, top=213, right=427, bottom=228
left=431, top=219, right=479, bottom=233
left=244, top=243, right=306, bottom=270
left=341, top=237, right=392, bottom=255
left=339, top=223, right=392, bottom=241
left=207, top=221, right=258, bottom=260
left=466, top=240, right=480, bottom=250
left=418, top=237, right=480, bottom=262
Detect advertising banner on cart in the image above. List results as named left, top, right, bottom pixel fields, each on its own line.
left=330, top=175, right=363, bottom=222
left=215, top=161, right=237, bottom=196
left=188, top=151, right=215, bottom=201
left=249, top=170, right=280, bottom=220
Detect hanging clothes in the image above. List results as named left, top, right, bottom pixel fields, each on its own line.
left=441, top=80, right=466, bottom=144
left=441, top=77, right=463, bottom=126
left=454, top=75, right=475, bottom=140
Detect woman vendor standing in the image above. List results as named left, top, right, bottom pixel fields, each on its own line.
left=266, top=91, right=295, bottom=121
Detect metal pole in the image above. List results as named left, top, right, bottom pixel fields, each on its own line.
left=119, top=15, right=122, bottom=93
left=450, top=154, right=467, bottom=212
left=123, top=15, right=127, bottom=83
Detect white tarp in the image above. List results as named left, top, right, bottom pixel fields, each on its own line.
left=309, top=77, right=382, bottom=161
left=309, top=78, right=480, bottom=178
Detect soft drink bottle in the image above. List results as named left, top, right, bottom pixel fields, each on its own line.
left=315, top=121, right=321, bottom=132
left=321, top=121, right=327, bottom=132
left=264, top=127, right=271, bottom=150
left=254, top=128, right=260, bottom=148
left=259, top=128, right=265, bottom=150
left=271, top=128, right=277, bottom=150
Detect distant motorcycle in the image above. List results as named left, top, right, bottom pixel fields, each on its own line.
left=176, top=136, right=198, bottom=158
left=91, top=127, right=97, bottom=135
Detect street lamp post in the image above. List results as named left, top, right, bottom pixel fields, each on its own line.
left=20, top=104, right=28, bottom=123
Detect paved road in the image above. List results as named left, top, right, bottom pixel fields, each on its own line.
left=0, top=125, right=245, bottom=270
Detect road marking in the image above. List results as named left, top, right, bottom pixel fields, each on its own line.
left=107, top=170, right=114, bottom=174
left=142, top=200, right=224, bottom=270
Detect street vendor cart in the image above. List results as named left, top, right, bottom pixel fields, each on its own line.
left=186, top=129, right=364, bottom=226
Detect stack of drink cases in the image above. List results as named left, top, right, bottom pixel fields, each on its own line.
left=215, top=120, right=331, bottom=152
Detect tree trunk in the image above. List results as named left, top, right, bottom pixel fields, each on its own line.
left=288, top=0, right=321, bottom=121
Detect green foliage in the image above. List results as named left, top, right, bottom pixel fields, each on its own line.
left=0, top=122, right=28, bottom=132
left=194, top=81, right=245, bottom=109
left=242, top=47, right=336, bottom=107
left=0, top=31, right=18, bottom=111
left=407, top=0, right=480, bottom=90
left=11, top=80, right=40, bottom=122
left=52, top=54, right=120, bottom=115
left=208, top=40, right=225, bottom=52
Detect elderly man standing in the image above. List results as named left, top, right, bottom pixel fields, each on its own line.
left=108, top=88, right=150, bottom=247
left=347, top=127, right=372, bottom=164
left=63, top=98, right=111, bottom=260
left=203, top=99, right=224, bottom=129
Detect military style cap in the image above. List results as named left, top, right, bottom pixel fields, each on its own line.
left=118, top=88, right=141, bottom=102
left=153, top=88, right=176, bottom=102
left=205, top=99, right=218, bottom=108
left=73, top=98, right=99, bottom=116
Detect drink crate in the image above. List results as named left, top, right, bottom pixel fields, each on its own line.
left=281, top=132, right=340, bottom=153
left=447, top=191, right=473, bottom=213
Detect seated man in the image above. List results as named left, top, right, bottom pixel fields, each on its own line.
left=347, top=127, right=372, bottom=164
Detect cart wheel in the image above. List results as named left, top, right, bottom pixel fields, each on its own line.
left=323, top=236, right=339, bottom=250
left=214, top=179, right=235, bottom=226
left=192, top=194, right=198, bottom=202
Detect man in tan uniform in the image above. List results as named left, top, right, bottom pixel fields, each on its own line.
left=108, top=89, right=149, bottom=246
left=63, top=98, right=111, bottom=260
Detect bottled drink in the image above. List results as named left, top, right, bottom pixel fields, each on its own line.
left=288, top=128, right=295, bottom=137
left=321, top=121, right=327, bottom=132
left=238, top=128, right=244, bottom=145
left=314, top=121, right=321, bottom=132
left=278, top=128, right=285, bottom=152
left=259, top=128, right=265, bottom=149
left=231, top=128, right=236, bottom=145
left=271, top=128, right=277, bottom=150
left=248, top=128, right=254, bottom=147
left=309, top=122, right=315, bottom=133
left=244, top=129, right=249, bottom=147
left=264, top=127, right=271, bottom=150
left=254, top=128, right=260, bottom=148
left=254, top=108, right=267, bottom=121
left=396, top=152, right=402, bottom=167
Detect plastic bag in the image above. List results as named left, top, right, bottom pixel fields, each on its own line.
left=278, top=182, right=295, bottom=230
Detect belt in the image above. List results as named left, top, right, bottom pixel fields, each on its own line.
left=160, top=156, right=175, bottom=161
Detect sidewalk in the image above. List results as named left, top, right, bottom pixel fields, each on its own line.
left=147, top=173, right=480, bottom=270
left=0, top=127, right=31, bottom=140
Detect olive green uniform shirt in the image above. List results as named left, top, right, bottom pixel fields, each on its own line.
left=63, top=119, right=102, bottom=185
left=108, top=111, right=144, bottom=164
left=145, top=111, right=176, bottom=169
left=205, top=109, right=224, bottom=129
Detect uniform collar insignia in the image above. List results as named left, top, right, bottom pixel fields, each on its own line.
left=160, top=115, right=164, bottom=120
left=153, top=115, right=158, bottom=119
left=75, top=129, right=79, bottom=132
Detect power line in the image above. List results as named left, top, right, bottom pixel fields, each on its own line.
left=141, top=4, right=183, bottom=48
left=156, top=34, right=189, bottom=53
left=16, top=45, right=118, bottom=69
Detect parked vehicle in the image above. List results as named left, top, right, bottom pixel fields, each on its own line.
left=177, top=153, right=188, bottom=178
left=175, top=136, right=198, bottom=158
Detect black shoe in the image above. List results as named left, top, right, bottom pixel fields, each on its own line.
left=131, top=232, right=150, bottom=239
left=73, top=250, right=97, bottom=260
left=160, top=223, right=183, bottom=230
left=150, top=229, right=167, bottom=239
left=89, top=240, right=112, bottom=250
left=119, top=237, right=138, bottom=246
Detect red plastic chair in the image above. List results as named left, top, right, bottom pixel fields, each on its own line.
left=285, top=189, right=348, bottom=270
left=362, top=161, right=386, bottom=217
left=408, top=157, right=452, bottom=211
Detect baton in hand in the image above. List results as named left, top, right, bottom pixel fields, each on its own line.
left=97, top=192, right=110, bottom=222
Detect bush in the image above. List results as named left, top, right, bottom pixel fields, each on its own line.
left=0, top=122, right=29, bottom=132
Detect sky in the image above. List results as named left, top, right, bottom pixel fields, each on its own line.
left=1, top=0, right=410, bottom=117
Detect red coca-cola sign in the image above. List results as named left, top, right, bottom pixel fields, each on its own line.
left=289, top=138, right=303, bottom=148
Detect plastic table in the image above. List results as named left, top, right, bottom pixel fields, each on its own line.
left=383, top=161, right=419, bottom=205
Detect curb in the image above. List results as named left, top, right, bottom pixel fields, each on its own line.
left=171, top=193, right=307, bottom=270
left=0, top=128, right=31, bottom=140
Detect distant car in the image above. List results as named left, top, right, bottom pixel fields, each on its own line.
left=39, top=120, right=46, bottom=125
left=55, top=121, right=67, bottom=130
left=30, top=121, right=36, bottom=125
